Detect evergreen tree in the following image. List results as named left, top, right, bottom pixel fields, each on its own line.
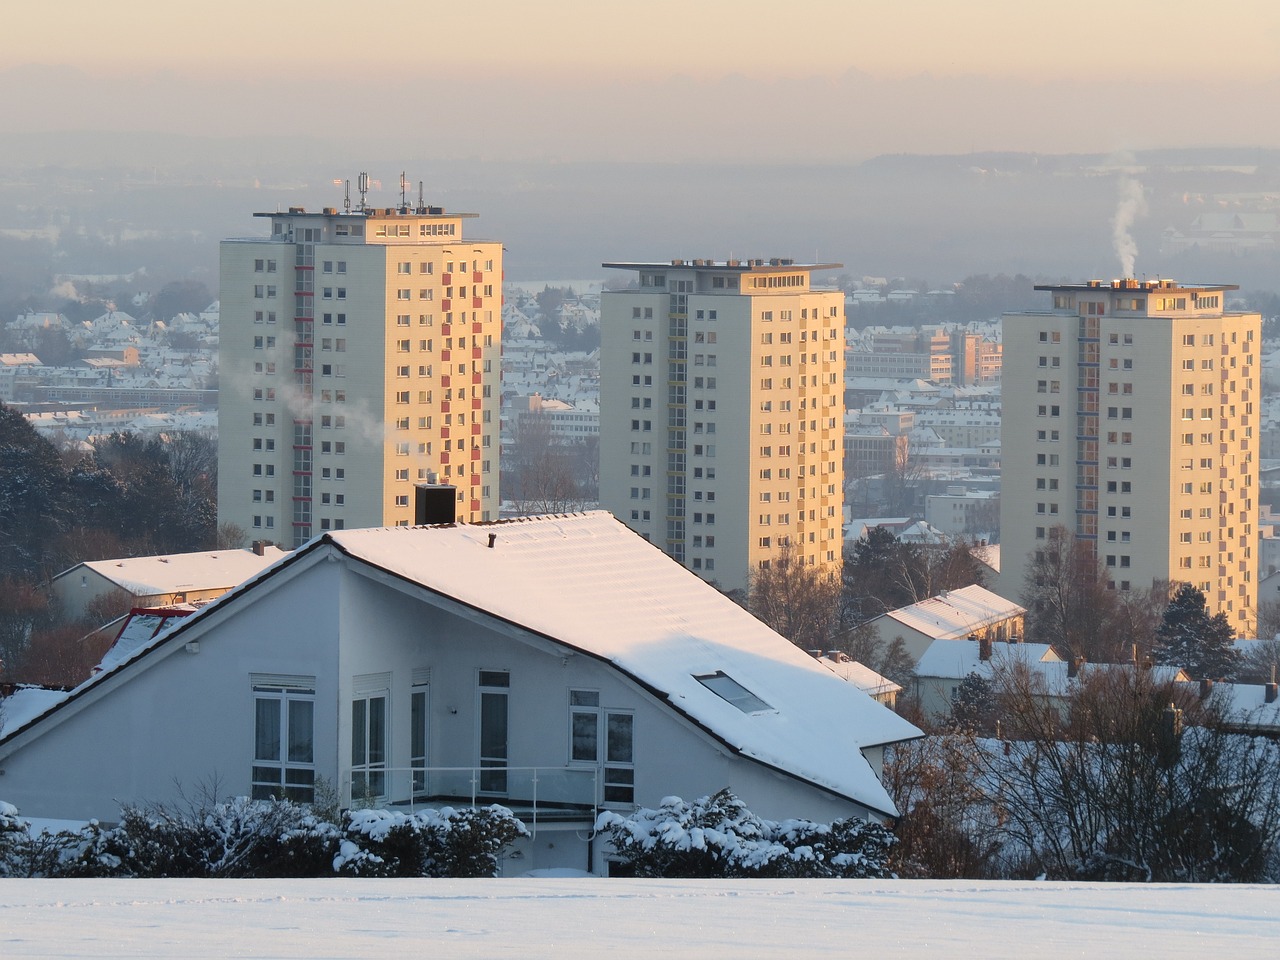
left=1153, top=583, right=1241, bottom=680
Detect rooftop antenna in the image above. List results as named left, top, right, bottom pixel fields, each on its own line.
left=357, top=172, right=370, bottom=212
left=343, top=179, right=352, bottom=214
left=399, top=171, right=409, bottom=213
left=418, top=180, right=425, bottom=213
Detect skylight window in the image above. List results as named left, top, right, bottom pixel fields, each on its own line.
left=695, top=672, right=773, bottom=714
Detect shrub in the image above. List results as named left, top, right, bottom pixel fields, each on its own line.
left=335, top=805, right=528, bottom=878
left=0, top=796, right=525, bottom=879
left=594, top=789, right=896, bottom=879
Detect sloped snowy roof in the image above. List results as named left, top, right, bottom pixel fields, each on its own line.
left=326, top=513, right=920, bottom=815
left=67, top=547, right=289, bottom=596
left=0, top=687, right=72, bottom=739
left=1206, top=683, right=1280, bottom=730
left=95, top=607, right=195, bottom=674
left=916, top=638, right=1060, bottom=681
left=882, top=584, right=1025, bottom=640
left=819, top=655, right=902, bottom=697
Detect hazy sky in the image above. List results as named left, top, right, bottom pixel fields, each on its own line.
left=11, top=1, right=1280, bottom=81
left=5, top=1, right=1280, bottom=159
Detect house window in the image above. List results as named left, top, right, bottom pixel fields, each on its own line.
left=694, top=671, right=773, bottom=713
left=604, top=712, right=634, bottom=804
left=569, top=689, right=600, bottom=762
left=252, top=679, right=316, bottom=803
left=478, top=670, right=509, bottom=795
left=351, top=677, right=389, bottom=801
left=411, top=672, right=430, bottom=796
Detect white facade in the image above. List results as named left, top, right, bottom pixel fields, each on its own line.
left=218, top=204, right=503, bottom=546
left=1000, top=280, right=1259, bottom=632
left=0, top=513, right=918, bottom=875
left=599, top=259, right=845, bottom=593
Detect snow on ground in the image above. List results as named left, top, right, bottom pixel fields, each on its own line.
left=2, top=878, right=1277, bottom=958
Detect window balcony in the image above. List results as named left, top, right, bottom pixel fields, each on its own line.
left=340, top=765, right=601, bottom=834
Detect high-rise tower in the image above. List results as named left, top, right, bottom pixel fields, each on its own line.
left=218, top=199, right=502, bottom=546
left=599, top=258, right=845, bottom=593
left=1000, top=280, right=1258, bottom=632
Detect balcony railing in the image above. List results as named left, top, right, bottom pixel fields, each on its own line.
left=341, top=765, right=600, bottom=835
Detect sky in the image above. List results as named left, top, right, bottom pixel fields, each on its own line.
left=5, top=877, right=1280, bottom=957
left=5, top=1, right=1280, bottom=160
left=9, top=1, right=1280, bottom=82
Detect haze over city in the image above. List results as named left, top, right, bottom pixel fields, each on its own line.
left=3, top=1, right=1280, bottom=285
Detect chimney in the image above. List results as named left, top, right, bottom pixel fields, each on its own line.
left=251, top=540, right=267, bottom=556
left=414, top=484, right=457, bottom=525
left=1266, top=682, right=1278, bottom=705
left=1200, top=678, right=1215, bottom=700
left=1068, top=656, right=1085, bottom=679
left=978, top=636, right=993, bottom=662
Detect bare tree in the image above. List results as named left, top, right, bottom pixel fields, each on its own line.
left=882, top=438, right=928, bottom=517
left=748, top=541, right=842, bottom=652
left=963, top=661, right=1280, bottom=881
left=1020, top=526, right=1120, bottom=662
left=504, top=412, right=590, bottom=516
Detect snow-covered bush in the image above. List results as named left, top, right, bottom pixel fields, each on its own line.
left=0, top=801, right=27, bottom=876
left=69, top=796, right=339, bottom=878
left=594, top=789, right=896, bottom=879
left=0, top=796, right=528, bottom=878
left=335, top=805, right=528, bottom=878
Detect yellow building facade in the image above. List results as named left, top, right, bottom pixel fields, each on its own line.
left=600, top=259, right=845, bottom=593
left=1000, top=280, right=1259, bottom=632
left=219, top=204, right=502, bottom=546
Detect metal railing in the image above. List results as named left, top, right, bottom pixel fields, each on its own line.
left=341, top=765, right=599, bottom=836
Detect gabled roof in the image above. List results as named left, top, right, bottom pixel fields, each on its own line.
left=880, top=584, right=1024, bottom=640
left=326, top=514, right=920, bottom=815
left=5, top=513, right=920, bottom=818
left=916, top=638, right=1060, bottom=681
left=58, top=546, right=289, bottom=596
left=819, top=655, right=902, bottom=697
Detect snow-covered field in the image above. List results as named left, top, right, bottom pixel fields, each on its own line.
left=3, top=878, right=1276, bottom=957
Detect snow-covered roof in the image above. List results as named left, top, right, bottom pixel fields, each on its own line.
left=0, top=687, right=72, bottom=739
left=64, top=547, right=290, bottom=596
left=819, top=655, right=902, bottom=697
left=881, top=584, right=1024, bottom=640
left=1208, top=683, right=1280, bottom=730
left=916, top=638, right=1060, bottom=681
left=325, top=513, right=920, bottom=815
left=96, top=607, right=195, bottom=674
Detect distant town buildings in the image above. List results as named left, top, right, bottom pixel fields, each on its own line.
left=1000, top=280, right=1260, bottom=633
left=599, top=258, right=845, bottom=593
left=218, top=201, right=503, bottom=546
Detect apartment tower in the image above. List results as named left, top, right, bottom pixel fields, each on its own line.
left=1000, top=280, right=1258, bottom=631
left=219, top=198, right=502, bottom=547
left=600, top=258, right=845, bottom=593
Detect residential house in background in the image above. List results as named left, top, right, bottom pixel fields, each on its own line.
left=48, top=544, right=288, bottom=625
left=862, top=583, right=1026, bottom=665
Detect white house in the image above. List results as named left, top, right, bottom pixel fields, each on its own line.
left=0, top=512, right=920, bottom=875
left=864, top=584, right=1027, bottom=664
left=48, top=544, right=289, bottom=624
left=913, top=637, right=1063, bottom=720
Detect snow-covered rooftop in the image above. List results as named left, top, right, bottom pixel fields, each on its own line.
left=915, top=638, right=1060, bottom=681
left=66, top=546, right=289, bottom=596
left=327, top=513, right=921, bottom=814
left=882, top=584, right=1024, bottom=640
